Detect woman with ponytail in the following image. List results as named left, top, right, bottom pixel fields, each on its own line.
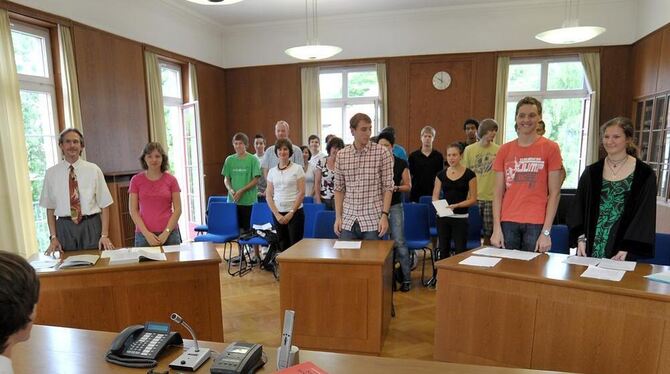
left=569, top=117, right=656, bottom=260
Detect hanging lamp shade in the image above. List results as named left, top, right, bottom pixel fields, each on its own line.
left=535, top=0, right=605, bottom=45
left=185, top=0, right=245, bottom=5
left=285, top=0, right=342, bottom=61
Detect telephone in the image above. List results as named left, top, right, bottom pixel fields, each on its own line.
left=210, top=342, right=264, bottom=374
left=106, top=322, right=183, bottom=368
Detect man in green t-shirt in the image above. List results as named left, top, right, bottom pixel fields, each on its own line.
left=222, top=132, right=261, bottom=234
left=463, top=119, right=499, bottom=245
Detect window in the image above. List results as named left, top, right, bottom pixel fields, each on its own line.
left=505, top=57, right=591, bottom=189
left=634, top=94, right=670, bottom=200
left=11, top=21, right=60, bottom=250
left=159, top=61, right=204, bottom=239
left=319, top=66, right=381, bottom=146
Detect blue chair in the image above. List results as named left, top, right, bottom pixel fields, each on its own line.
left=302, top=203, right=326, bottom=238
left=466, top=205, right=483, bottom=249
left=418, top=196, right=437, bottom=239
left=194, top=195, right=227, bottom=234
left=238, top=202, right=274, bottom=248
left=303, top=196, right=314, bottom=204
left=403, top=203, right=433, bottom=286
left=549, top=224, right=570, bottom=254
left=194, top=202, right=238, bottom=245
left=639, top=233, right=670, bottom=266
left=313, top=210, right=338, bottom=239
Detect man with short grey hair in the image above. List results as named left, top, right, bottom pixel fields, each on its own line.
left=261, top=120, right=303, bottom=179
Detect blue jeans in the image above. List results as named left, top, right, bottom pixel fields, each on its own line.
left=134, top=230, right=182, bottom=247
left=389, top=203, right=410, bottom=283
left=340, top=221, right=379, bottom=240
left=500, top=222, right=542, bottom=252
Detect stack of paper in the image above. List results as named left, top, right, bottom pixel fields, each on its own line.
left=645, top=271, right=670, bottom=284
left=580, top=265, right=625, bottom=282
left=333, top=241, right=361, bottom=249
left=563, top=256, right=601, bottom=266
left=29, top=258, right=60, bottom=270
left=162, top=243, right=192, bottom=253
left=59, top=254, right=100, bottom=269
left=563, top=256, right=637, bottom=271
left=473, top=247, right=541, bottom=261
left=431, top=199, right=454, bottom=217
left=102, top=247, right=166, bottom=265
left=459, top=255, right=502, bottom=267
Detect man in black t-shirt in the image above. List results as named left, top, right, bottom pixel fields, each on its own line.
left=408, top=126, right=444, bottom=202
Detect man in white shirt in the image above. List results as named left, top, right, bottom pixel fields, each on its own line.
left=261, top=121, right=303, bottom=179
left=0, top=251, right=40, bottom=374
left=40, top=129, right=114, bottom=256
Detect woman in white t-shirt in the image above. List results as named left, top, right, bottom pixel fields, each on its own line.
left=300, top=146, right=317, bottom=197
left=266, top=139, right=306, bottom=250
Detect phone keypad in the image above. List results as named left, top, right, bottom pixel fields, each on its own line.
left=125, top=332, right=167, bottom=358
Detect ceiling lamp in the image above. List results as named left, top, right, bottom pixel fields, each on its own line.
left=185, top=0, right=245, bottom=5
left=285, top=0, right=342, bottom=61
left=535, top=0, right=605, bottom=44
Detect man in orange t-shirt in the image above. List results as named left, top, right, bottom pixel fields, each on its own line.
left=491, top=97, right=563, bottom=252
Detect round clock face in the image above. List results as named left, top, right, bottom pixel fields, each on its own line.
left=432, top=71, right=451, bottom=90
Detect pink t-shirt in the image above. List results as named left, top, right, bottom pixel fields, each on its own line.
left=493, top=137, right=562, bottom=225
left=129, top=172, right=181, bottom=233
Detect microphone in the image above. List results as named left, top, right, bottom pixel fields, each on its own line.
left=170, top=313, right=199, bottom=352
left=168, top=312, right=210, bottom=371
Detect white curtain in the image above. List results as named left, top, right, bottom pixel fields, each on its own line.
left=188, top=62, right=199, bottom=101
left=376, top=63, right=388, bottom=127
left=580, top=52, right=601, bottom=164
left=58, top=24, right=86, bottom=159
left=0, top=10, right=38, bottom=257
left=301, top=66, right=321, bottom=144
left=494, top=56, right=510, bottom=144
left=144, top=50, right=167, bottom=147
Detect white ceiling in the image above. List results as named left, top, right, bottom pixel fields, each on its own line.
left=162, top=0, right=556, bottom=27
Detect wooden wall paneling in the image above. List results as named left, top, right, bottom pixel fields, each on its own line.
left=72, top=24, right=149, bottom=173
left=387, top=57, right=411, bottom=149
left=470, top=54, right=497, bottom=121
left=600, top=46, right=632, bottom=123
left=409, top=58, right=475, bottom=154
left=631, top=30, right=662, bottom=98
left=657, top=25, right=670, bottom=93
left=195, top=62, right=228, bottom=197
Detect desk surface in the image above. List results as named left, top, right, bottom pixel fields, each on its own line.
left=437, top=249, right=670, bottom=301
left=34, top=241, right=220, bottom=277
left=12, top=326, right=568, bottom=374
left=277, top=239, right=394, bottom=264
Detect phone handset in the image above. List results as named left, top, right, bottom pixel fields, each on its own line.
left=277, top=310, right=295, bottom=370
left=106, top=322, right=182, bottom=369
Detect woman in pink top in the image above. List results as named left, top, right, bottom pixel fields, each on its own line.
left=129, top=142, right=182, bottom=246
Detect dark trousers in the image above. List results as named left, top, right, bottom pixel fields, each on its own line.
left=436, top=216, right=468, bottom=260
left=237, top=204, right=252, bottom=232
left=273, top=208, right=305, bottom=251
left=56, top=214, right=102, bottom=250
left=500, top=222, right=543, bottom=252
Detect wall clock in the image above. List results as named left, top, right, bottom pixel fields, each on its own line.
left=432, top=71, right=451, bottom=90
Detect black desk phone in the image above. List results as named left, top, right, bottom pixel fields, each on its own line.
left=106, top=322, right=183, bottom=368
left=210, top=342, right=264, bottom=374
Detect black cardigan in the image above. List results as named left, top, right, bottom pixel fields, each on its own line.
left=568, top=159, right=656, bottom=259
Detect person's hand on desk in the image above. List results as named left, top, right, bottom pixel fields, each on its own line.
left=98, top=235, right=115, bottom=250
left=490, top=229, right=505, bottom=248
left=46, top=236, right=64, bottom=258
left=577, top=241, right=587, bottom=256
left=535, top=234, right=551, bottom=253
left=611, top=251, right=628, bottom=261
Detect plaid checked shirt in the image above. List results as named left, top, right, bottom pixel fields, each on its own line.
left=334, top=142, right=394, bottom=232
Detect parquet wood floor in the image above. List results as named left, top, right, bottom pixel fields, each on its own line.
left=215, top=245, right=436, bottom=360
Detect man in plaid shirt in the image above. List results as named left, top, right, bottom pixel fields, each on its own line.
left=334, top=113, right=394, bottom=240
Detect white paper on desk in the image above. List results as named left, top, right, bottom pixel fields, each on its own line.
left=580, top=265, right=625, bottom=282
left=597, top=258, right=636, bottom=272
left=563, top=256, right=602, bottom=267
left=333, top=241, right=362, bottom=249
left=253, top=223, right=273, bottom=230
left=473, top=247, right=540, bottom=261
left=30, top=259, right=60, bottom=269
left=162, top=243, right=192, bottom=253
left=459, top=255, right=501, bottom=267
left=431, top=199, right=454, bottom=217
left=101, top=247, right=161, bottom=258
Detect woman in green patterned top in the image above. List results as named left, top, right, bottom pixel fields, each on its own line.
left=569, top=117, right=656, bottom=261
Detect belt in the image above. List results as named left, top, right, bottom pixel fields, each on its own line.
left=57, top=213, right=100, bottom=221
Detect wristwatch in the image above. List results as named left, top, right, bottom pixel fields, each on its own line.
left=542, top=229, right=551, bottom=237
left=165, top=228, right=171, bottom=233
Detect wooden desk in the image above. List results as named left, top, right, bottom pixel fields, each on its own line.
left=276, top=239, right=394, bottom=355
left=34, top=242, right=224, bottom=342
left=12, top=325, right=569, bottom=373
left=434, top=249, right=670, bottom=374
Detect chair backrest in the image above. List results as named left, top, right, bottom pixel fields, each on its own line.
left=313, top=210, right=338, bottom=239
left=249, top=202, right=274, bottom=228
left=418, top=196, right=436, bottom=228
left=639, top=233, right=670, bottom=266
left=204, top=195, right=228, bottom=223
left=549, top=224, right=570, bottom=254
left=467, top=205, right=483, bottom=241
left=207, top=202, right=238, bottom=235
left=303, top=196, right=314, bottom=204
left=403, top=203, right=430, bottom=242
left=302, top=203, right=326, bottom=238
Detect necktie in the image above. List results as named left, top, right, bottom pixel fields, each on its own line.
left=69, top=165, right=82, bottom=224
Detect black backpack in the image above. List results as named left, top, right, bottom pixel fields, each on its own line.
left=256, top=229, right=281, bottom=278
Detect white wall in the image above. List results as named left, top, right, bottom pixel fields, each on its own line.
left=223, top=0, right=637, bottom=68
left=636, top=0, right=670, bottom=39
left=11, top=0, right=226, bottom=67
